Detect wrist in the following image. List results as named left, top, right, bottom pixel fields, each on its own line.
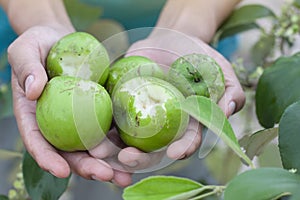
left=154, top=0, right=241, bottom=43
left=170, top=7, right=218, bottom=43
left=6, top=0, right=74, bottom=35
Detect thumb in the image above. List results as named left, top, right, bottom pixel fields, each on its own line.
left=8, top=39, right=48, bottom=100
left=218, top=85, right=245, bottom=117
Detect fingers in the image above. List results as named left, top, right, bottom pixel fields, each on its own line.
left=125, top=39, right=178, bottom=68
left=89, top=137, right=119, bottom=159
left=58, top=128, right=132, bottom=186
left=218, top=85, right=245, bottom=117
left=217, top=59, right=246, bottom=117
left=167, top=118, right=202, bottom=160
left=62, top=152, right=132, bottom=187
left=12, top=73, right=70, bottom=178
left=118, top=119, right=201, bottom=170
left=211, top=51, right=245, bottom=117
left=89, top=128, right=126, bottom=159
left=113, top=169, right=132, bottom=187
left=118, top=147, right=165, bottom=170
left=60, top=151, right=114, bottom=182
left=7, top=32, right=48, bottom=100
left=104, top=158, right=133, bottom=187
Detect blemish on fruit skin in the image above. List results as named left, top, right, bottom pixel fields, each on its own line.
left=77, top=80, right=96, bottom=92
left=59, top=87, right=75, bottom=94
left=135, top=115, right=140, bottom=127
left=59, top=54, right=93, bottom=80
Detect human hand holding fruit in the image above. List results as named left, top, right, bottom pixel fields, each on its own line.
left=8, top=28, right=132, bottom=187
left=109, top=29, right=246, bottom=170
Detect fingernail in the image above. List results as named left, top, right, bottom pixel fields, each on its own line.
left=25, top=75, right=34, bottom=94
left=49, top=170, right=57, bottom=177
left=96, top=159, right=111, bottom=168
left=228, top=101, right=236, bottom=116
left=91, top=175, right=101, bottom=181
left=178, top=154, right=186, bottom=160
left=127, top=161, right=138, bottom=167
left=110, top=179, right=117, bottom=185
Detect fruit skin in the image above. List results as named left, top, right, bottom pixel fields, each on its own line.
left=112, top=76, right=189, bottom=152
left=36, top=76, right=112, bottom=152
left=106, top=56, right=165, bottom=94
left=46, top=32, right=110, bottom=85
left=168, top=53, right=225, bottom=102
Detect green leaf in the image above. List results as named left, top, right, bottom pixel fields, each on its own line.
left=0, top=52, right=8, bottom=70
left=251, top=34, right=275, bottom=66
left=290, top=189, right=300, bottom=200
left=205, top=148, right=241, bottom=184
left=0, top=195, right=8, bottom=200
left=22, top=151, right=70, bottom=200
left=0, top=84, right=13, bottom=119
left=0, top=149, right=23, bottom=160
left=239, top=128, right=278, bottom=160
left=63, top=0, right=102, bottom=31
left=294, top=0, right=300, bottom=8
left=256, top=53, right=300, bottom=128
left=216, top=5, right=275, bottom=41
left=219, top=23, right=260, bottom=41
left=258, top=144, right=283, bottom=168
left=279, top=100, right=300, bottom=175
left=178, top=95, right=254, bottom=167
left=123, top=176, right=203, bottom=200
left=224, top=168, right=300, bottom=200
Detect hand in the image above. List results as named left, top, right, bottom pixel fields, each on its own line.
left=8, top=26, right=132, bottom=187
left=109, top=28, right=245, bottom=171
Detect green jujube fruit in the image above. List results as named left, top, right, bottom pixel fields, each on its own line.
left=36, top=76, right=113, bottom=151
left=46, top=32, right=110, bottom=85
left=106, top=56, right=165, bottom=94
left=112, top=76, right=189, bottom=152
left=168, top=53, right=225, bottom=102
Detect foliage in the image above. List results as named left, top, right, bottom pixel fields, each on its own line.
left=63, top=0, right=102, bottom=31
left=0, top=83, right=13, bottom=120
left=213, top=4, right=276, bottom=44
left=22, top=151, right=70, bottom=200
left=278, top=101, right=300, bottom=175
left=256, top=53, right=300, bottom=128
left=2, top=1, right=300, bottom=200
left=177, top=95, right=254, bottom=167
left=123, top=1, right=300, bottom=200
left=0, top=52, right=13, bottom=120
left=123, top=176, right=205, bottom=200
left=224, top=168, right=300, bottom=200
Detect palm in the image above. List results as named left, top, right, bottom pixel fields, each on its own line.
left=114, top=30, right=244, bottom=171
left=9, top=26, right=132, bottom=187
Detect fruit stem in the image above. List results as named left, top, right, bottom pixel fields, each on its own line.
left=189, top=185, right=226, bottom=200
left=186, top=67, right=202, bottom=83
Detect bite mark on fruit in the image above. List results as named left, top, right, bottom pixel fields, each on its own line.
left=60, top=55, right=93, bottom=79
left=77, top=79, right=96, bottom=92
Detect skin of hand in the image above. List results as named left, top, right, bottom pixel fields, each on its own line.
left=2, top=0, right=132, bottom=187
left=90, top=0, right=245, bottom=171
left=8, top=25, right=132, bottom=187
left=2, top=0, right=245, bottom=184
left=90, top=30, right=245, bottom=171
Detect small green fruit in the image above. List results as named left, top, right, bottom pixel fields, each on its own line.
left=106, top=56, right=165, bottom=94
left=112, top=76, right=189, bottom=152
left=46, top=32, right=110, bottom=85
left=36, top=76, right=112, bottom=152
left=168, top=53, right=225, bottom=102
